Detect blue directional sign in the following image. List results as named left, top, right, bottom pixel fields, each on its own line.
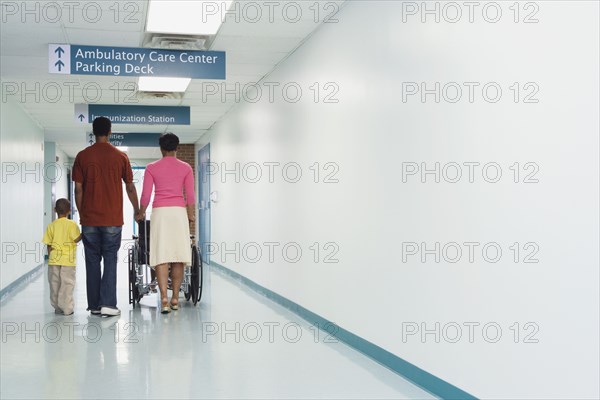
left=75, top=104, right=190, bottom=125
left=86, top=132, right=162, bottom=147
left=50, top=44, right=225, bottom=79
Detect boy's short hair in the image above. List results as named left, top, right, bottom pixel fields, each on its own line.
left=55, top=198, right=71, bottom=215
left=159, top=132, right=179, bottom=152
left=93, top=116, right=111, bottom=137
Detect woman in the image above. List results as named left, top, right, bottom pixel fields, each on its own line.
left=138, top=133, right=196, bottom=314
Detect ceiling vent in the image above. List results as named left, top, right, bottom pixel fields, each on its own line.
left=143, top=34, right=209, bottom=50
left=139, top=34, right=208, bottom=98
left=135, top=91, right=184, bottom=100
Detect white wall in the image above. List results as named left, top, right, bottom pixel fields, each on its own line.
left=43, top=142, right=71, bottom=230
left=54, top=146, right=69, bottom=201
left=197, top=1, right=599, bottom=398
left=43, top=141, right=56, bottom=230
left=1, top=98, right=45, bottom=290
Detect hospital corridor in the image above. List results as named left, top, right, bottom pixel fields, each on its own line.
left=0, top=1, right=599, bottom=399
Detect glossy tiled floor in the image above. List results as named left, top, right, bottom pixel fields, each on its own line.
left=0, top=250, right=435, bottom=399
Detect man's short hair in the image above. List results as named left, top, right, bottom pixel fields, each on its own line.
left=93, top=116, right=111, bottom=137
left=159, top=133, right=179, bottom=152
left=55, top=198, right=71, bottom=215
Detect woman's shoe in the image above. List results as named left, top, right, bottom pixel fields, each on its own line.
left=161, top=298, right=170, bottom=314
left=170, top=303, right=179, bottom=310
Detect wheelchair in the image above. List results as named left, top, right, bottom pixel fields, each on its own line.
left=128, top=220, right=202, bottom=308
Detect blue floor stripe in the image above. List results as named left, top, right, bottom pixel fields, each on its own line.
left=211, top=261, right=478, bottom=400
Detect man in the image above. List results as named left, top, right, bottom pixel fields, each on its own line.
left=73, top=116, right=139, bottom=317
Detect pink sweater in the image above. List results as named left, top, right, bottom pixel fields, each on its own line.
left=140, top=157, right=196, bottom=208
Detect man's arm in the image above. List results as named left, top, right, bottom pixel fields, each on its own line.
left=126, top=182, right=140, bottom=215
left=74, top=182, right=83, bottom=215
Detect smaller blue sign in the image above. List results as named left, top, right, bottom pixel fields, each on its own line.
left=87, top=132, right=162, bottom=147
left=76, top=104, right=190, bottom=125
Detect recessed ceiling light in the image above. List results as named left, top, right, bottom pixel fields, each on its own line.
left=146, top=0, right=234, bottom=36
left=138, top=77, right=191, bottom=92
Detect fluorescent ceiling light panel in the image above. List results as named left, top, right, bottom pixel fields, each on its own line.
left=146, top=0, right=233, bottom=35
left=138, top=77, right=191, bottom=92
left=117, top=146, right=129, bottom=152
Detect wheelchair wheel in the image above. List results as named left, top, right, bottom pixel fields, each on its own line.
left=190, top=245, right=202, bottom=306
left=197, top=249, right=203, bottom=303
left=184, top=270, right=191, bottom=301
left=128, top=246, right=139, bottom=308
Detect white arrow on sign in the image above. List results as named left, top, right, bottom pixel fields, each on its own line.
left=74, top=104, right=89, bottom=124
left=48, top=44, right=71, bottom=74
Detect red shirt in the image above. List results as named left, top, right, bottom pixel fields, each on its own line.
left=72, top=143, right=134, bottom=226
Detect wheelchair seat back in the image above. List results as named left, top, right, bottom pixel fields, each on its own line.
left=138, top=220, right=150, bottom=264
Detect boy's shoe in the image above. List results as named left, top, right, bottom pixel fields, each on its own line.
left=90, top=309, right=101, bottom=315
left=54, top=309, right=63, bottom=314
left=100, top=306, right=121, bottom=317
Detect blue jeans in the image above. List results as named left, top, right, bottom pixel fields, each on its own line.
left=81, top=226, right=122, bottom=310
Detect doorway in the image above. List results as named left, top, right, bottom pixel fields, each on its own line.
left=198, top=144, right=211, bottom=264
left=122, top=166, right=150, bottom=240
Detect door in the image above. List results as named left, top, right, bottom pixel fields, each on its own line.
left=198, top=144, right=211, bottom=264
left=125, top=166, right=151, bottom=238
left=66, top=168, right=72, bottom=219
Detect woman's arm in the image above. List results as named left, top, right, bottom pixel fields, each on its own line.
left=138, top=167, right=154, bottom=220
left=183, top=166, right=196, bottom=205
left=184, top=167, right=196, bottom=222
left=186, top=204, right=195, bottom=222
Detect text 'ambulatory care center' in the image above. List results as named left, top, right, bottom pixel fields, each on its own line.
left=49, top=44, right=226, bottom=79
left=75, top=48, right=219, bottom=75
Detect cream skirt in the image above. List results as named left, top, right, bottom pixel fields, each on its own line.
left=149, top=206, right=191, bottom=267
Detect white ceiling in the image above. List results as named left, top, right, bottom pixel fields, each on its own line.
left=0, top=0, right=344, bottom=158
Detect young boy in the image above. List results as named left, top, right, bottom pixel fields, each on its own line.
left=42, top=198, right=81, bottom=315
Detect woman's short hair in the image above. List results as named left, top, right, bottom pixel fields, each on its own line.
left=159, top=133, right=179, bottom=151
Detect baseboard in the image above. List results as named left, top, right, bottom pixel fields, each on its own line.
left=211, top=261, right=477, bottom=400
left=0, top=264, right=44, bottom=305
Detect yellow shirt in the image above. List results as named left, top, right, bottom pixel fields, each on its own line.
left=42, top=217, right=81, bottom=267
